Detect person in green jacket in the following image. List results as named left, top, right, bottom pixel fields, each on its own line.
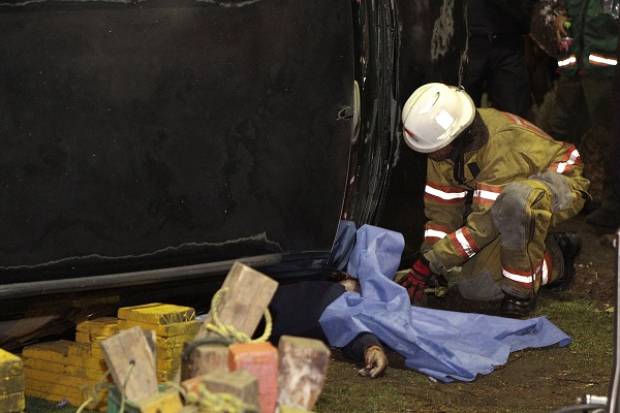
left=538, top=0, right=619, bottom=228
left=399, top=83, right=589, bottom=317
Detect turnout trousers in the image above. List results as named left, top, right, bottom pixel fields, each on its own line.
left=456, top=176, right=587, bottom=301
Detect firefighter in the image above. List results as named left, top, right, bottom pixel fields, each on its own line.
left=462, top=0, right=537, bottom=118
left=538, top=0, right=619, bottom=228
left=399, top=83, right=589, bottom=317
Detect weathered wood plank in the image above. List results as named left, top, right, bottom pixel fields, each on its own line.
left=200, top=262, right=278, bottom=339
left=277, top=336, right=330, bottom=410
left=100, top=327, right=158, bottom=402
left=181, top=344, right=229, bottom=380
left=181, top=370, right=259, bottom=410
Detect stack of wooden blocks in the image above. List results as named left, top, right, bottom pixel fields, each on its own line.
left=180, top=262, right=332, bottom=413
left=19, top=262, right=332, bottom=413
left=22, top=340, right=106, bottom=410
left=0, top=349, right=25, bottom=413
left=117, top=303, right=201, bottom=383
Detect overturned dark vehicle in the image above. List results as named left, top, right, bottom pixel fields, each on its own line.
left=1, top=0, right=465, bottom=345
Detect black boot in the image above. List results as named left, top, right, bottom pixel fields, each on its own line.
left=546, top=232, right=581, bottom=292
left=501, top=293, right=537, bottom=318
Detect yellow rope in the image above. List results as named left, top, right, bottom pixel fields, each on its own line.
left=185, top=383, right=258, bottom=413
left=75, top=397, right=94, bottom=413
left=205, top=287, right=272, bottom=343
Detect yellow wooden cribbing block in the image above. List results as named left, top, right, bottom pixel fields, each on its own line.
left=0, top=392, right=25, bottom=412
left=118, top=320, right=201, bottom=337
left=24, top=358, right=83, bottom=376
left=0, top=349, right=22, bottom=378
left=75, top=331, right=91, bottom=343
left=118, top=303, right=196, bottom=325
left=65, top=356, right=106, bottom=373
left=67, top=342, right=91, bottom=358
left=156, top=356, right=182, bottom=372
left=154, top=345, right=184, bottom=360
left=89, top=346, right=104, bottom=359
left=22, top=341, right=72, bottom=364
left=24, top=368, right=87, bottom=388
left=157, top=370, right=179, bottom=383
left=76, top=317, right=120, bottom=336
left=25, top=378, right=86, bottom=401
left=26, top=378, right=103, bottom=405
left=156, top=335, right=194, bottom=348
left=134, top=389, right=183, bottom=413
left=0, top=375, right=24, bottom=395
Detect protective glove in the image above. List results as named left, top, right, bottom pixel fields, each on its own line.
left=399, top=255, right=449, bottom=304
left=358, top=345, right=388, bottom=378
left=398, top=256, right=432, bottom=305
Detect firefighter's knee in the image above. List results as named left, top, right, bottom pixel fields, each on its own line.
left=530, top=171, right=573, bottom=212
left=491, top=181, right=552, bottom=250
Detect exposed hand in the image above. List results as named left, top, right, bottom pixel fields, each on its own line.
left=358, top=345, right=388, bottom=378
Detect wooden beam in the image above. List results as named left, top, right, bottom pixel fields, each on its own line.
left=277, top=336, right=330, bottom=410
left=181, top=344, right=229, bottom=380
left=199, top=262, right=278, bottom=339
left=100, top=327, right=158, bottom=403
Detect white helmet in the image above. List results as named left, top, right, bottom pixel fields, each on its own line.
left=401, top=83, right=475, bottom=153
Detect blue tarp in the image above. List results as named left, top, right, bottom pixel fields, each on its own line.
left=319, top=224, right=571, bottom=382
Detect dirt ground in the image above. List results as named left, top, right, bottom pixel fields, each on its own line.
left=315, top=215, right=617, bottom=413
left=26, top=216, right=616, bottom=413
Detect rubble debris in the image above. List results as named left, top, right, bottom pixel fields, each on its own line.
left=0, top=348, right=25, bottom=413
left=277, top=336, right=330, bottom=411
